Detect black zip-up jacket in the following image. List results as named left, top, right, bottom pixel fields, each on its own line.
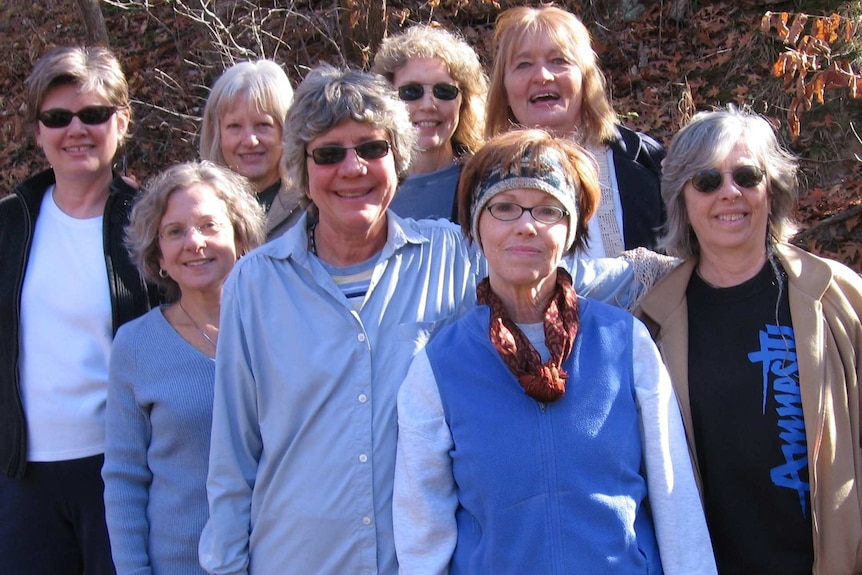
left=0, top=169, right=159, bottom=479
left=608, top=126, right=667, bottom=252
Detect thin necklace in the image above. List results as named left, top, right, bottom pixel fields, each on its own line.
left=178, top=300, right=217, bottom=347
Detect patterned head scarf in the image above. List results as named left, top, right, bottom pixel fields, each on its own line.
left=470, top=148, right=579, bottom=251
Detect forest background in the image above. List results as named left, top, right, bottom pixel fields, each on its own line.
left=1, top=0, right=860, bottom=269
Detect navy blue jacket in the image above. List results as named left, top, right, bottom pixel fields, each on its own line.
left=610, top=126, right=666, bottom=251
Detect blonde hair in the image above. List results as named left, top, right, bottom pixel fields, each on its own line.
left=199, top=60, right=293, bottom=166
left=372, top=24, right=487, bottom=155
left=485, top=6, right=618, bottom=146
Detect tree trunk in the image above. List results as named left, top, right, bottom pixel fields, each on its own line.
left=75, top=0, right=110, bottom=46
left=340, top=0, right=386, bottom=68
left=666, top=0, right=691, bottom=22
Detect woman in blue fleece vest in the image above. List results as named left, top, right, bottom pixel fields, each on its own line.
left=392, top=129, right=716, bottom=574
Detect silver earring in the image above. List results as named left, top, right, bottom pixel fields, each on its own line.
left=158, top=268, right=168, bottom=279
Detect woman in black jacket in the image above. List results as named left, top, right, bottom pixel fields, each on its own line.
left=485, top=5, right=666, bottom=258
left=0, top=46, right=157, bottom=575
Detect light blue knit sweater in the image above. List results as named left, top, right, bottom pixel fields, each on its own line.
left=103, top=306, right=214, bottom=575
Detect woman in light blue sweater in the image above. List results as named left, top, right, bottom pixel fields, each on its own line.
left=102, top=161, right=265, bottom=574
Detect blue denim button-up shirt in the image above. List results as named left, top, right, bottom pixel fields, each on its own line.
left=200, top=212, right=643, bottom=575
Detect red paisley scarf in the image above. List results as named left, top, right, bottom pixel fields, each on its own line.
left=476, top=268, right=580, bottom=402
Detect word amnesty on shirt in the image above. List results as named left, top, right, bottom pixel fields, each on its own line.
left=748, top=324, right=809, bottom=516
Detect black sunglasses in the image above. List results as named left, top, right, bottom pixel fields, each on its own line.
left=690, top=165, right=765, bottom=193
left=397, top=83, right=460, bottom=102
left=306, top=140, right=391, bottom=166
left=37, top=106, right=117, bottom=128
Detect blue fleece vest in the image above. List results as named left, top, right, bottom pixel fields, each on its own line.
left=426, top=298, right=662, bottom=574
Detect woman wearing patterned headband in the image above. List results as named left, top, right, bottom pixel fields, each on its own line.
left=393, top=129, right=716, bottom=574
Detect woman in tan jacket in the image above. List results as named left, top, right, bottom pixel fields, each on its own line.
left=637, top=106, right=862, bottom=574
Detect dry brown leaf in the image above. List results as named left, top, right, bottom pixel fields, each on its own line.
left=787, top=13, right=808, bottom=46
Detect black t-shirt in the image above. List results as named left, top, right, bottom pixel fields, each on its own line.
left=256, top=180, right=280, bottom=213
left=687, top=260, right=813, bottom=574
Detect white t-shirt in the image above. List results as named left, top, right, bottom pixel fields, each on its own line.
left=19, top=187, right=112, bottom=461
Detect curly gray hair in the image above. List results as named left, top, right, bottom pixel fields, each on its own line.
left=280, top=64, right=417, bottom=205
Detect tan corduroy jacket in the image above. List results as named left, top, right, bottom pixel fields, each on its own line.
left=637, top=242, right=862, bottom=574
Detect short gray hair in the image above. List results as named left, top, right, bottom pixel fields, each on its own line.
left=659, top=105, right=799, bottom=258
left=281, top=64, right=417, bottom=202
left=126, top=161, right=266, bottom=301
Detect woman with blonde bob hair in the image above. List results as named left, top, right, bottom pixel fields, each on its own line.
left=199, top=60, right=299, bottom=222
left=638, top=106, right=862, bottom=574
left=485, top=5, right=666, bottom=258
left=394, top=129, right=716, bottom=574
left=373, top=24, right=488, bottom=221
left=103, top=161, right=264, bottom=574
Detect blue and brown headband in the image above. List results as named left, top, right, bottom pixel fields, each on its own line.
left=471, top=149, right=580, bottom=251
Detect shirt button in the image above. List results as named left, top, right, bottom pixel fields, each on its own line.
left=358, top=394, right=368, bottom=403
left=358, top=453, right=368, bottom=463
left=362, top=516, right=372, bottom=525
left=357, top=333, right=366, bottom=342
